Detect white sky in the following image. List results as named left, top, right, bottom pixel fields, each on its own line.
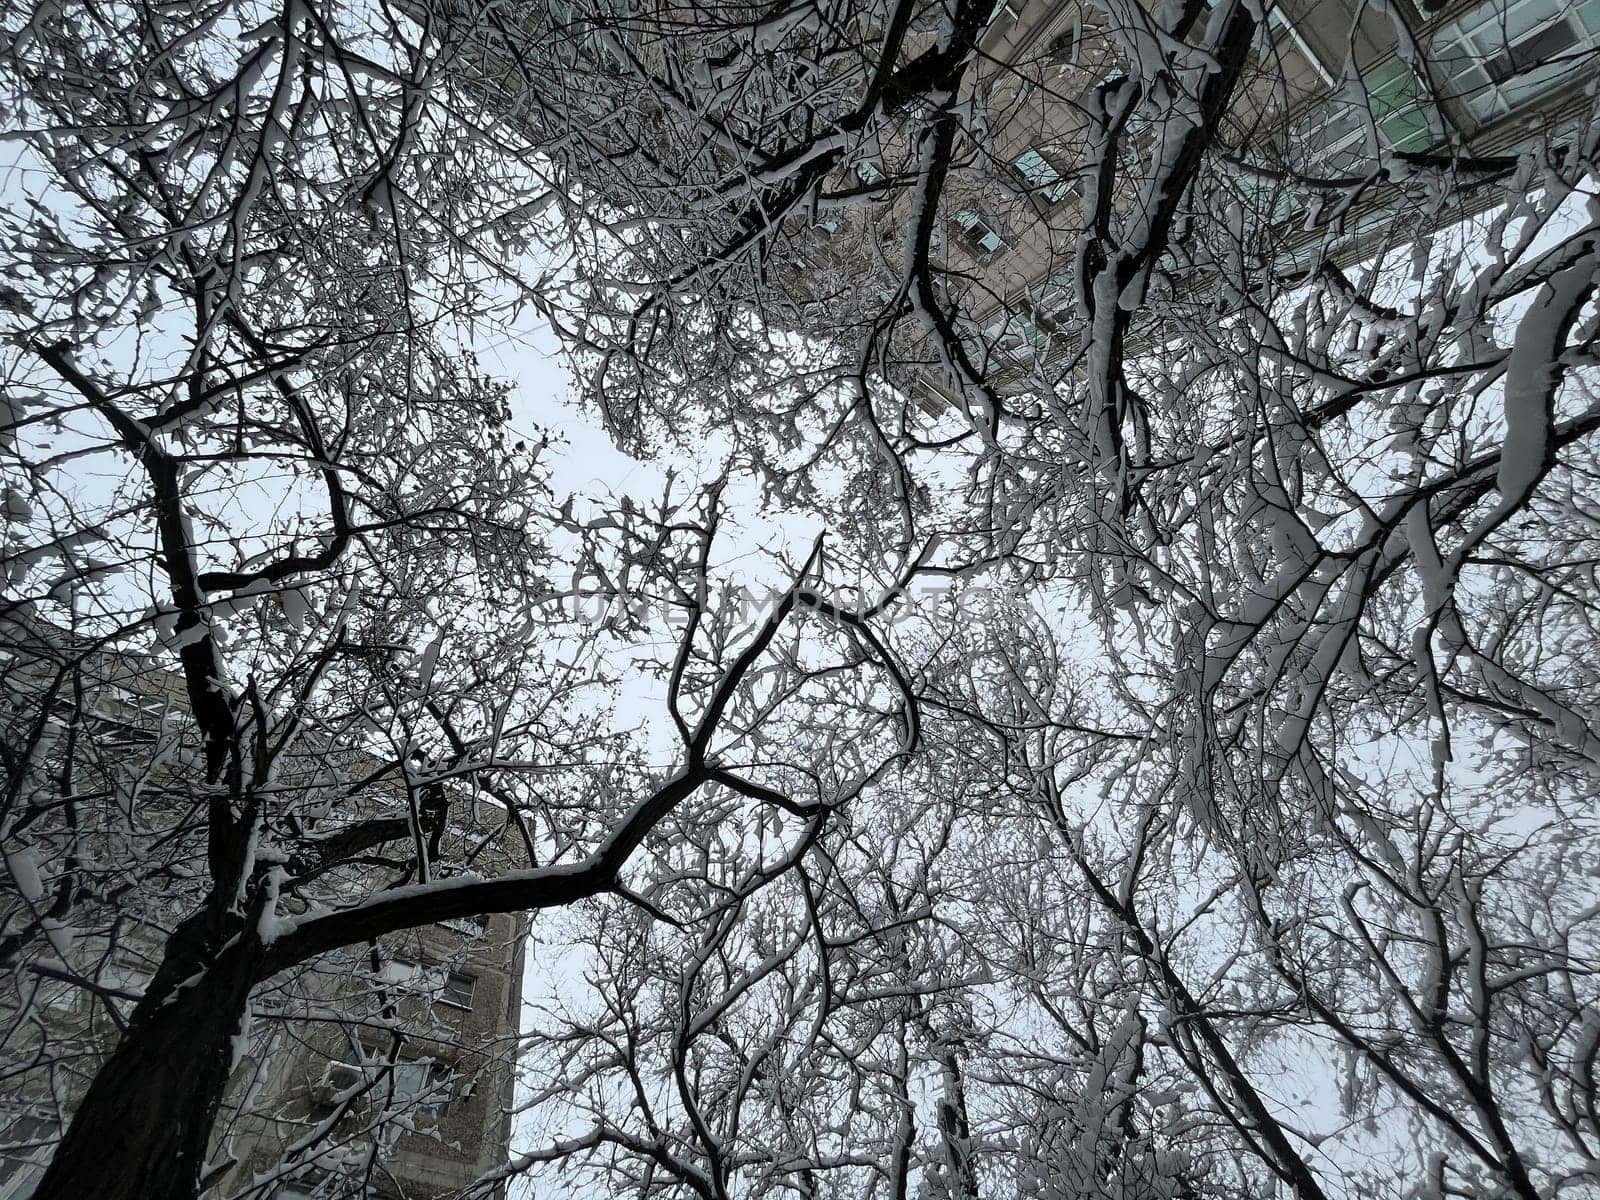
left=9, top=42, right=1596, bottom=1189
left=476, top=314, right=666, bottom=503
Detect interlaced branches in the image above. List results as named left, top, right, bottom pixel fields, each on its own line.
left=4, top=1, right=1600, bottom=1198
left=435, top=1, right=1600, bottom=1197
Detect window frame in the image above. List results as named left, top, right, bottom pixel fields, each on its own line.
left=440, top=971, right=476, bottom=1011
left=1011, top=148, right=1072, bottom=206
left=954, top=209, right=1007, bottom=260
left=389, top=1057, right=453, bottom=1118
left=1430, top=0, right=1599, bottom=124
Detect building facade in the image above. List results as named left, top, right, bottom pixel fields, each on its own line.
left=929, top=0, right=1600, bottom=397
left=219, top=908, right=527, bottom=1200
left=0, top=637, right=527, bottom=1200
left=436, top=0, right=1599, bottom=416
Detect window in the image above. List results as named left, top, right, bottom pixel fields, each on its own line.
left=1029, top=271, right=1075, bottom=318
left=955, top=210, right=1006, bottom=259
left=1012, top=149, right=1071, bottom=205
left=981, top=308, right=1051, bottom=367
left=1485, top=19, right=1577, bottom=80
left=378, top=956, right=425, bottom=990
left=1046, top=16, right=1082, bottom=66
left=1252, top=2, right=1338, bottom=85
left=1431, top=0, right=1600, bottom=124
left=378, top=956, right=474, bottom=1009
left=0, top=1116, right=55, bottom=1200
left=1291, top=58, right=1436, bottom=174
left=96, top=685, right=167, bottom=728
left=1364, top=60, right=1433, bottom=152
left=1229, top=167, right=1305, bottom=224
left=1295, top=101, right=1367, bottom=172
left=1004, top=311, right=1050, bottom=358
left=390, top=1058, right=452, bottom=1118
left=390, top=1060, right=432, bottom=1103
left=441, top=971, right=475, bottom=1010
left=318, top=1058, right=451, bottom=1117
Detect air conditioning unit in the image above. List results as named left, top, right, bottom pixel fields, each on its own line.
left=314, top=1061, right=363, bottom=1105
left=438, top=914, right=489, bottom=938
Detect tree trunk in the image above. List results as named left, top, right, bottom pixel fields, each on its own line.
left=31, top=921, right=261, bottom=1200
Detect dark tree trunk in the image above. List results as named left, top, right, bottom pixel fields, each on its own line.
left=31, top=913, right=262, bottom=1200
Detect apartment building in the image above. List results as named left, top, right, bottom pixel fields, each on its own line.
left=930, top=0, right=1600, bottom=393
left=0, top=635, right=527, bottom=1200
left=439, top=0, right=1597, bottom=413
left=219, top=905, right=527, bottom=1200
